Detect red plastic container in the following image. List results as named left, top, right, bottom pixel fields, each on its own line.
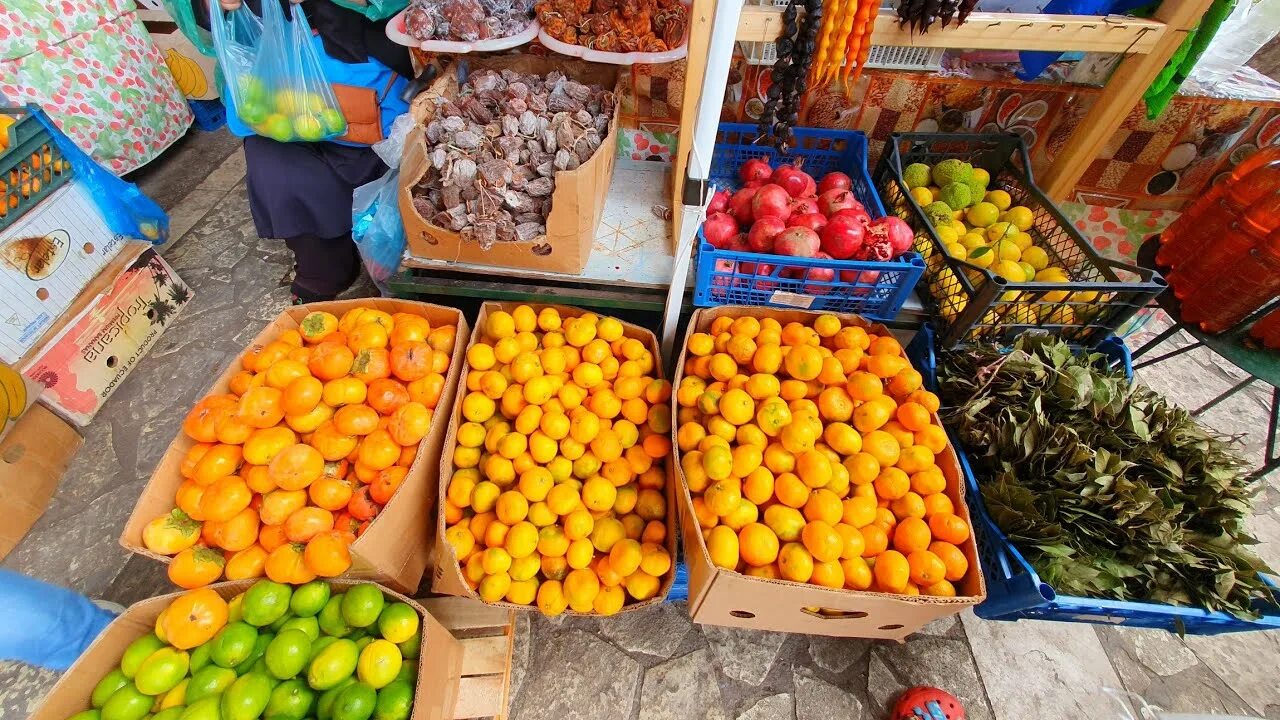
left=1167, top=192, right=1280, bottom=300
left=1249, top=307, right=1280, bottom=349
left=1181, top=228, right=1280, bottom=333
left=1157, top=146, right=1280, bottom=269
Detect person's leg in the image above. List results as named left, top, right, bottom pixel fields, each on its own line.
left=284, top=234, right=362, bottom=302
left=0, top=570, right=117, bottom=671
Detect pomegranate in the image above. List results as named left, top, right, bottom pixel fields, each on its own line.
left=747, top=217, right=787, bottom=253
left=740, top=158, right=773, bottom=185
left=804, top=255, right=836, bottom=295
left=817, top=171, right=853, bottom=195
left=840, top=269, right=881, bottom=296
left=751, top=184, right=793, bottom=223
left=729, top=188, right=757, bottom=226
left=789, top=213, right=828, bottom=234
left=772, top=165, right=814, bottom=199
left=832, top=206, right=871, bottom=227
left=744, top=180, right=765, bottom=189
left=817, top=188, right=864, bottom=217
left=773, top=226, right=820, bottom=257
left=820, top=214, right=867, bottom=260
left=740, top=261, right=777, bottom=291
left=702, top=212, right=739, bottom=249
left=877, top=216, right=915, bottom=256
left=726, top=233, right=751, bottom=253
left=707, top=189, right=730, bottom=216
left=791, top=197, right=820, bottom=216
left=800, top=175, right=818, bottom=198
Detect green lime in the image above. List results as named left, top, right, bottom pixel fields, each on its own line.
left=331, top=682, right=377, bottom=720
left=393, top=661, right=416, bottom=686
left=278, top=616, right=320, bottom=641
left=375, top=604, right=418, bottom=645
left=265, top=629, right=312, bottom=680
left=236, top=632, right=274, bottom=676
left=318, top=596, right=351, bottom=638
left=290, top=581, right=331, bottom=618
left=396, top=629, right=420, bottom=661
left=178, top=695, right=221, bottom=720
left=102, top=682, right=151, bottom=720
left=135, top=647, right=190, bottom=696
left=228, top=594, right=244, bottom=624
left=188, top=643, right=211, bottom=673
left=356, top=641, right=401, bottom=690
left=121, top=634, right=166, bottom=678
left=340, top=586, right=384, bottom=628
left=373, top=680, right=413, bottom=720
left=220, top=672, right=272, bottom=720
left=251, top=656, right=277, bottom=686
left=316, top=678, right=355, bottom=720
left=151, top=708, right=184, bottom=720
left=243, top=581, right=292, bottom=627
left=185, top=665, right=237, bottom=704
left=211, top=622, right=259, bottom=669
left=68, top=711, right=102, bottom=720
left=354, top=636, right=373, bottom=653
left=160, top=678, right=189, bottom=710
left=307, top=638, right=358, bottom=691
left=308, top=635, right=339, bottom=664
left=93, top=669, right=130, bottom=708
left=265, top=678, right=317, bottom=720
left=269, top=611, right=297, bottom=633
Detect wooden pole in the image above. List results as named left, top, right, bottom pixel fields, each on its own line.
left=1039, top=0, right=1216, bottom=200
left=671, top=0, right=717, bottom=252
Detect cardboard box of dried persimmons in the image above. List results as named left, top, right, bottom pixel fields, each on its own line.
left=28, top=580, right=463, bottom=720
left=432, top=302, right=679, bottom=616
left=118, top=298, right=470, bottom=594
left=672, top=306, right=985, bottom=640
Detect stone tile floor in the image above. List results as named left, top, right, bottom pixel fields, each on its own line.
left=3, top=128, right=1280, bottom=719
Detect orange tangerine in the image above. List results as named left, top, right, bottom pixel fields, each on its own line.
left=887, top=368, right=923, bottom=398
left=795, top=450, right=833, bottom=489
left=874, top=467, right=910, bottom=500
left=929, top=540, right=969, bottom=582
left=842, top=496, right=877, bottom=528
left=801, top=520, right=842, bottom=563
left=859, top=524, right=888, bottom=557
left=893, top=516, right=932, bottom=554
left=803, top=488, right=843, bottom=525
left=906, top=389, right=941, bottom=413
left=853, top=399, right=892, bottom=433
left=738, top=522, right=780, bottom=567
left=929, top=512, right=971, bottom=544
left=816, top=387, right=854, bottom=423
left=874, top=549, right=910, bottom=593
left=908, top=549, right=947, bottom=586
left=862, top=430, right=900, bottom=468
left=774, top=472, right=809, bottom=509
left=890, top=491, right=927, bottom=520
left=784, top=345, right=823, bottom=381
left=844, top=453, right=880, bottom=486
left=914, top=425, right=949, bottom=454
left=897, top=445, right=935, bottom=474
left=923, top=492, right=954, bottom=518
left=896, top=402, right=931, bottom=432
left=778, top=542, right=814, bottom=583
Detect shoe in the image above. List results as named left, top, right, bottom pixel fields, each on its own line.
left=92, top=599, right=126, bottom=615
left=892, top=687, right=965, bottom=720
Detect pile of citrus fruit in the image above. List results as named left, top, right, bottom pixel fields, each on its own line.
left=65, top=580, right=420, bottom=720
left=676, top=312, right=972, bottom=597
left=443, top=305, right=674, bottom=617
left=144, top=306, right=456, bottom=588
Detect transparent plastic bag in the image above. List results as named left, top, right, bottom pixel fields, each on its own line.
left=34, top=111, right=169, bottom=244
left=352, top=168, right=405, bottom=292
left=246, top=1, right=346, bottom=142
left=210, top=4, right=264, bottom=129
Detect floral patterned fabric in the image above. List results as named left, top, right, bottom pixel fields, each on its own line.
left=0, top=0, right=139, bottom=61
left=0, top=10, right=192, bottom=174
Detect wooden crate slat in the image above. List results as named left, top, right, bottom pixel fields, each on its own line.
left=420, top=596, right=512, bottom=632
left=453, top=675, right=506, bottom=719
left=460, top=635, right=511, bottom=676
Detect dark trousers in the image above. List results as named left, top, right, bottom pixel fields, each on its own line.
left=285, top=234, right=362, bottom=301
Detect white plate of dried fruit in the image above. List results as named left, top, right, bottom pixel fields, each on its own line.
left=535, top=0, right=690, bottom=65
left=386, top=0, right=541, bottom=53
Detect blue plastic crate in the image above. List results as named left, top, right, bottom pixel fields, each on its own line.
left=693, top=124, right=923, bottom=321
left=189, top=99, right=227, bottom=132
left=906, top=326, right=1280, bottom=634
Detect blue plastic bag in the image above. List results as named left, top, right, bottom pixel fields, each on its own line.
left=34, top=110, right=168, bottom=244
left=1017, top=0, right=1152, bottom=80
left=249, top=1, right=346, bottom=142
left=0, top=570, right=116, bottom=671
left=352, top=168, right=405, bottom=293
left=210, top=4, right=263, bottom=131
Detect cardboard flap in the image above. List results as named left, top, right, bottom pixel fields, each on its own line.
left=0, top=404, right=81, bottom=559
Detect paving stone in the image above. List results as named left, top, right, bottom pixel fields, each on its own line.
left=0, top=661, right=59, bottom=719
left=866, top=636, right=992, bottom=720
left=599, top=602, right=693, bottom=659
left=737, top=693, right=795, bottom=720
left=638, top=649, right=728, bottom=720
left=806, top=634, right=871, bottom=674
left=1106, top=626, right=1199, bottom=677
left=961, top=613, right=1124, bottom=720
left=701, top=624, right=789, bottom=686
left=513, top=629, right=641, bottom=720
left=1104, top=645, right=1257, bottom=718
left=795, top=667, right=864, bottom=720
left=1183, top=630, right=1280, bottom=716
left=914, top=614, right=963, bottom=638
left=509, top=612, right=532, bottom=707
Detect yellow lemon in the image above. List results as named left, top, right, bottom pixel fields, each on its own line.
left=985, top=189, right=1012, bottom=211
left=1004, top=206, right=1034, bottom=231
left=965, top=201, right=999, bottom=228
left=993, top=260, right=1026, bottom=283
left=909, top=187, right=933, bottom=206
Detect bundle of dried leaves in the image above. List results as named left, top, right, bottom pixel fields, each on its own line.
left=410, top=68, right=614, bottom=249
left=939, top=335, right=1275, bottom=618
left=404, top=0, right=535, bottom=42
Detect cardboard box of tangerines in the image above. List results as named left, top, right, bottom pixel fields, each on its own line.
left=119, top=299, right=470, bottom=594
left=672, top=306, right=985, bottom=639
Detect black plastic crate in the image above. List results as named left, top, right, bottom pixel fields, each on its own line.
left=0, top=106, right=73, bottom=232
left=873, top=132, right=1166, bottom=349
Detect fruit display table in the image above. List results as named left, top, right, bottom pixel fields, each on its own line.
left=1133, top=237, right=1280, bottom=481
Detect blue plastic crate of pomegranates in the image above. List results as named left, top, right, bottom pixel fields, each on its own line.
left=693, top=124, right=924, bottom=321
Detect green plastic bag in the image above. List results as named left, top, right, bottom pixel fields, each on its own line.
left=161, top=0, right=216, bottom=56
left=327, top=0, right=408, bottom=21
